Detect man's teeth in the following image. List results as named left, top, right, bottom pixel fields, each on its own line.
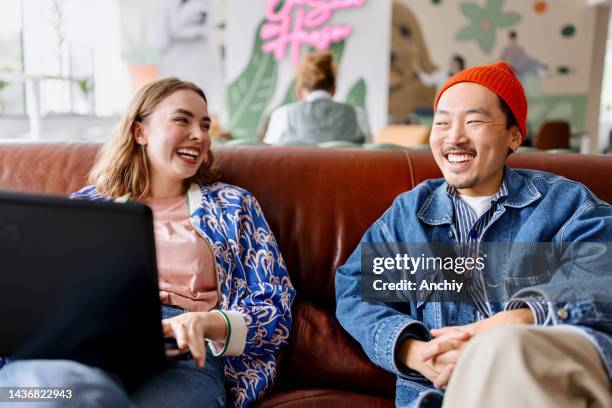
left=177, top=148, right=199, bottom=159
left=447, top=154, right=474, bottom=163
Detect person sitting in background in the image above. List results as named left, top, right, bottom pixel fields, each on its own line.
left=0, top=78, right=295, bottom=408
left=264, top=50, right=370, bottom=145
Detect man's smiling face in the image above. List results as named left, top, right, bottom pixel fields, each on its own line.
left=429, top=82, right=522, bottom=196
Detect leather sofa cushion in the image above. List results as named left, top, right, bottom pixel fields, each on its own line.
left=255, top=389, right=394, bottom=408
left=279, top=301, right=396, bottom=395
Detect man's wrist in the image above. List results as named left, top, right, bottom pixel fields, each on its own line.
left=506, top=297, right=549, bottom=326
left=398, top=338, right=424, bottom=371
left=504, top=308, right=535, bottom=325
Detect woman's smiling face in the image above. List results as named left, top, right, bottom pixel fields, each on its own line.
left=135, top=89, right=211, bottom=196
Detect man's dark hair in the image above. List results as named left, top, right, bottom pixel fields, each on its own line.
left=452, top=55, right=466, bottom=71
left=499, top=97, right=520, bottom=155
left=499, top=97, right=518, bottom=130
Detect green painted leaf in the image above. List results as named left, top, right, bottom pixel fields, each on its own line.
left=329, top=39, right=346, bottom=62
left=274, top=0, right=285, bottom=12
left=346, top=78, right=367, bottom=109
left=495, top=12, right=521, bottom=28
left=280, top=79, right=298, bottom=106
left=459, top=3, right=484, bottom=21
left=456, top=25, right=478, bottom=40
left=227, top=21, right=278, bottom=139
left=487, top=0, right=504, bottom=14
left=476, top=30, right=495, bottom=54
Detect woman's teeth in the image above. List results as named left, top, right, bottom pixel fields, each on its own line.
left=177, top=148, right=199, bottom=159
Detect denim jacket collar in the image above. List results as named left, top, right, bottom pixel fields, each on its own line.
left=417, top=165, right=541, bottom=226
left=502, top=165, right=542, bottom=208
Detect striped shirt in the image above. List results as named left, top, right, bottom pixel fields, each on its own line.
left=447, top=181, right=549, bottom=324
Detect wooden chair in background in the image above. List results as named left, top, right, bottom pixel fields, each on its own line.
left=533, top=120, right=571, bottom=150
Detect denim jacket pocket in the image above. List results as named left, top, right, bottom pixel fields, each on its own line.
left=504, top=269, right=553, bottom=297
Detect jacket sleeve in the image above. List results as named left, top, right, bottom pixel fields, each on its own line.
left=510, top=202, right=612, bottom=333
left=68, top=185, right=104, bottom=200
left=224, top=193, right=296, bottom=358
left=335, top=202, right=431, bottom=380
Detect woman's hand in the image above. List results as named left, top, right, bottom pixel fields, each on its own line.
left=162, top=311, right=228, bottom=368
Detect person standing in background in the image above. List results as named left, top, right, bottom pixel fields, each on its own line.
left=499, top=31, right=548, bottom=81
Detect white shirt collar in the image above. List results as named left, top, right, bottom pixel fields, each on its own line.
left=304, top=90, right=332, bottom=102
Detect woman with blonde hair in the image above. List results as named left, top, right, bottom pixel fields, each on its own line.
left=264, top=50, right=370, bottom=145
left=0, top=78, right=295, bottom=408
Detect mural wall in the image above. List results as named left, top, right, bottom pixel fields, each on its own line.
left=389, top=1, right=438, bottom=119
left=118, top=0, right=598, bottom=139
left=392, top=0, right=596, bottom=134
left=225, top=0, right=391, bottom=139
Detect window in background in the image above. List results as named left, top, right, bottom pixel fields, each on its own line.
left=22, top=0, right=96, bottom=116
left=0, top=0, right=26, bottom=116
left=0, top=0, right=128, bottom=141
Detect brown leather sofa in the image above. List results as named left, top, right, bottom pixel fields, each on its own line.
left=1, top=143, right=611, bottom=407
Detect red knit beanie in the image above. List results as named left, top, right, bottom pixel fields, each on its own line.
left=434, top=61, right=528, bottom=141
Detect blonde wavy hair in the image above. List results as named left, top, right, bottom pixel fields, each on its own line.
left=296, top=50, right=337, bottom=92
left=89, top=77, right=219, bottom=199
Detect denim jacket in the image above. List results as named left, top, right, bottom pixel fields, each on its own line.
left=71, top=182, right=296, bottom=408
left=335, top=167, right=612, bottom=407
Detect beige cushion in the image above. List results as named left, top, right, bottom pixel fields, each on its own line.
left=374, top=124, right=430, bottom=148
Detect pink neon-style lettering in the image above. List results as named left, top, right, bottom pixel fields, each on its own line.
left=260, top=0, right=366, bottom=64
left=264, top=0, right=291, bottom=22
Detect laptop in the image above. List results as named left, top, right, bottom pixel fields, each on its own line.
left=0, top=190, right=167, bottom=389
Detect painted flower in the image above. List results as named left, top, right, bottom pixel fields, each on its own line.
left=456, top=0, right=521, bottom=54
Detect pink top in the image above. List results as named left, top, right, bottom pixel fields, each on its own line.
left=142, top=196, right=218, bottom=312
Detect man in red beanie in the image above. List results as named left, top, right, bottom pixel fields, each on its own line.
left=336, top=62, right=611, bottom=407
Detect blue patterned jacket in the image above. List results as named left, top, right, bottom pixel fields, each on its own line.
left=71, top=182, right=296, bottom=407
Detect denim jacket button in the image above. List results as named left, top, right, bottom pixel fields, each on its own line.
left=557, top=305, right=569, bottom=320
